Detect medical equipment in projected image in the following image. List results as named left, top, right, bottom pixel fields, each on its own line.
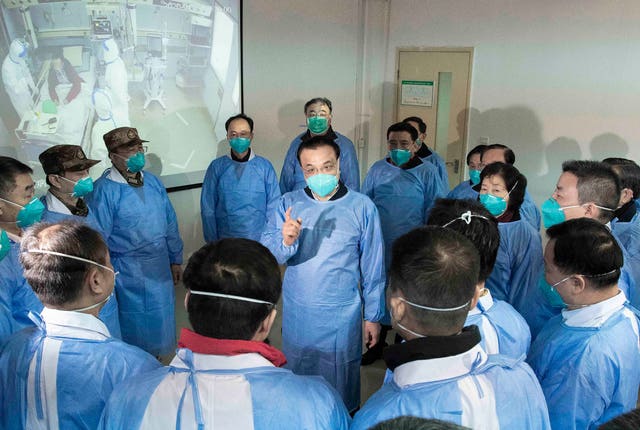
left=143, top=34, right=167, bottom=111
left=92, top=17, right=113, bottom=39
left=175, top=15, right=211, bottom=89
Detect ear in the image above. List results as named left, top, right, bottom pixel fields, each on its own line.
left=388, top=294, right=406, bottom=323
left=620, top=188, right=634, bottom=206
left=87, top=267, right=107, bottom=296
left=570, top=275, right=587, bottom=295
left=48, top=174, right=63, bottom=189
left=471, top=281, right=485, bottom=309
left=184, top=290, right=190, bottom=311
left=583, top=203, right=598, bottom=219
left=252, top=308, right=277, bottom=342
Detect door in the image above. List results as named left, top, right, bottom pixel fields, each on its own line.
left=396, top=48, right=473, bottom=188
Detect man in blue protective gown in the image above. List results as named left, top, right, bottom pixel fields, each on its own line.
left=447, top=144, right=487, bottom=199
left=200, top=113, right=280, bottom=242
left=99, top=238, right=350, bottom=430
left=528, top=218, right=640, bottom=430
left=360, top=121, right=446, bottom=364
left=88, top=127, right=183, bottom=357
left=0, top=221, right=160, bottom=430
left=0, top=228, right=16, bottom=342
left=351, top=226, right=550, bottom=429
left=279, top=97, right=360, bottom=193
left=0, top=157, right=45, bottom=338
left=38, top=144, right=121, bottom=338
left=402, top=116, right=449, bottom=190
left=261, top=135, right=385, bottom=413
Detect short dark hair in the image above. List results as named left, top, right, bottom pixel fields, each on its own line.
left=603, top=158, right=640, bottom=198
left=225, top=113, right=254, bottom=133
left=304, top=97, right=332, bottom=114
left=599, top=407, right=640, bottom=430
left=562, top=160, right=620, bottom=222
left=0, top=156, right=32, bottom=197
left=466, top=144, right=488, bottom=166
left=387, top=122, right=418, bottom=141
left=20, top=221, right=109, bottom=306
left=483, top=144, right=516, bottom=165
left=296, top=135, right=340, bottom=164
left=369, top=416, right=469, bottom=430
left=183, top=238, right=281, bottom=340
left=390, top=226, right=479, bottom=333
left=480, top=162, right=527, bottom=213
left=402, top=116, right=427, bottom=134
left=428, top=198, right=499, bottom=282
left=546, top=218, right=622, bottom=290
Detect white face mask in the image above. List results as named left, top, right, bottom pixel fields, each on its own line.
left=188, top=290, right=274, bottom=307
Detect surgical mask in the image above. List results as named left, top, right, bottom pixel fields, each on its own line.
left=0, top=196, right=45, bottom=228
left=541, top=198, right=570, bottom=229
left=25, top=249, right=118, bottom=312
left=307, top=116, right=329, bottom=134
left=479, top=193, right=507, bottom=217
left=538, top=276, right=568, bottom=308
left=469, top=169, right=481, bottom=185
left=391, top=295, right=470, bottom=338
left=57, top=175, right=94, bottom=198
left=389, top=149, right=412, bottom=167
left=229, top=137, right=251, bottom=154
left=113, top=151, right=146, bottom=173
left=189, top=290, right=274, bottom=307
left=306, top=173, right=339, bottom=198
left=0, top=229, right=9, bottom=262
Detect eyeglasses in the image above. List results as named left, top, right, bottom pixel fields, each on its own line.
left=117, top=144, right=148, bottom=156
left=388, top=140, right=416, bottom=150
left=303, top=163, right=337, bottom=176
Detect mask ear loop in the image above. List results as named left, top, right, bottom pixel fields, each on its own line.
left=442, top=210, right=490, bottom=228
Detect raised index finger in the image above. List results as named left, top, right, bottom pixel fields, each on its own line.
left=284, top=207, right=292, bottom=222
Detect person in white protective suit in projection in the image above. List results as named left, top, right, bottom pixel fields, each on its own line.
left=2, top=39, right=37, bottom=119
left=90, top=89, right=130, bottom=178
left=102, top=39, right=130, bottom=126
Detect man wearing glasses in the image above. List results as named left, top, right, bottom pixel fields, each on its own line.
left=88, top=127, right=183, bottom=357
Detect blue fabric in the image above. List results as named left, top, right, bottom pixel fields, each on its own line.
left=39, top=196, right=122, bottom=339
left=352, top=354, right=550, bottom=429
left=612, top=216, right=640, bottom=309
left=98, top=350, right=351, bottom=430
left=200, top=154, right=280, bottom=242
left=420, top=150, right=449, bottom=190
left=279, top=131, right=360, bottom=193
left=260, top=189, right=385, bottom=411
left=0, top=317, right=159, bottom=430
left=447, top=180, right=476, bottom=200
left=88, top=170, right=183, bottom=356
left=528, top=307, right=640, bottom=429
left=609, top=229, right=638, bottom=308
left=362, top=159, right=446, bottom=324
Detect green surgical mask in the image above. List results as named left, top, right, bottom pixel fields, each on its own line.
left=307, top=116, right=329, bottom=134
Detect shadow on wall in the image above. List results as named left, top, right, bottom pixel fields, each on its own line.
left=590, top=133, right=629, bottom=162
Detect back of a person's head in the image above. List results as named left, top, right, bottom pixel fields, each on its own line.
left=602, top=157, right=640, bottom=199
left=390, top=226, right=479, bottom=333
left=562, top=160, right=620, bottom=222
left=480, top=162, right=527, bottom=212
left=369, top=416, right=470, bottom=430
left=183, top=238, right=281, bottom=340
left=427, top=198, right=499, bottom=282
left=0, top=156, right=32, bottom=197
left=20, top=221, right=108, bottom=306
left=546, top=218, right=622, bottom=289
left=599, top=408, right=640, bottom=430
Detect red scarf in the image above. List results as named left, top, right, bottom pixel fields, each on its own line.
left=177, top=328, right=287, bottom=367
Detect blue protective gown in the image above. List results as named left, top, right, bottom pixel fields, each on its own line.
left=352, top=344, right=550, bottom=429
left=260, top=188, right=385, bottom=412
left=88, top=169, right=183, bottom=356
left=611, top=216, right=640, bottom=309
left=39, top=193, right=122, bottom=339
left=279, top=131, right=360, bottom=193
left=528, top=293, right=640, bottom=430
left=0, top=308, right=160, bottom=430
left=447, top=179, right=475, bottom=200
left=200, top=152, right=280, bottom=242
left=419, top=150, right=449, bottom=191
left=466, top=289, right=531, bottom=359
left=99, top=348, right=351, bottom=430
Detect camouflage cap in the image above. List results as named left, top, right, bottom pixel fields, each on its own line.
left=39, top=145, right=100, bottom=175
left=103, top=127, right=149, bottom=152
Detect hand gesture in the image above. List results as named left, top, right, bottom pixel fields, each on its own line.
left=282, top=207, right=302, bottom=246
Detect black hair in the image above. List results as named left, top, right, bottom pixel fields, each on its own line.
left=183, top=238, right=281, bottom=340
left=296, top=135, right=340, bottom=164
left=599, top=408, right=640, bottom=430
left=224, top=113, right=254, bottom=133
left=546, top=218, right=622, bottom=289
left=369, top=417, right=469, bottom=430
left=428, top=198, right=499, bottom=282
left=402, top=116, right=427, bottom=134
left=483, top=144, right=516, bottom=165
left=51, top=47, right=65, bottom=61
left=0, top=156, right=33, bottom=198
left=20, top=221, right=109, bottom=306
left=466, top=144, right=488, bottom=166
left=387, top=122, right=419, bottom=141
left=304, top=97, right=332, bottom=114
left=562, top=160, right=621, bottom=223
left=479, top=162, right=527, bottom=213
left=389, top=226, right=479, bottom=333
left=602, top=158, right=640, bottom=199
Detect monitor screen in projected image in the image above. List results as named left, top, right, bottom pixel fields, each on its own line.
left=0, top=0, right=241, bottom=194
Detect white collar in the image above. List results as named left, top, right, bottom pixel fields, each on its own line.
left=107, top=166, right=144, bottom=184
left=393, top=343, right=487, bottom=388
left=45, top=192, right=72, bottom=215
left=170, top=351, right=274, bottom=370
left=562, top=290, right=627, bottom=328
left=468, top=290, right=494, bottom=316
left=40, top=307, right=111, bottom=340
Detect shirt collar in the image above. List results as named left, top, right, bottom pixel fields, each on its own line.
left=170, top=351, right=275, bottom=371
left=562, top=290, right=627, bottom=328
left=40, top=307, right=111, bottom=340
left=468, top=289, right=494, bottom=315
left=107, top=166, right=144, bottom=184
left=46, top=192, right=71, bottom=215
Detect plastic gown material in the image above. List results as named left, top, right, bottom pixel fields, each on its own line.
left=0, top=309, right=159, bottom=430
left=351, top=344, right=550, bottom=429
left=420, top=150, right=449, bottom=190
left=99, top=348, right=351, bottom=430
left=1, top=40, right=36, bottom=118
left=260, top=188, right=385, bottom=411
left=201, top=153, right=280, bottom=242
left=447, top=179, right=476, bottom=200
left=88, top=169, right=183, bottom=356
left=279, top=132, right=360, bottom=193
left=528, top=294, right=640, bottom=430
left=612, top=216, right=640, bottom=309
